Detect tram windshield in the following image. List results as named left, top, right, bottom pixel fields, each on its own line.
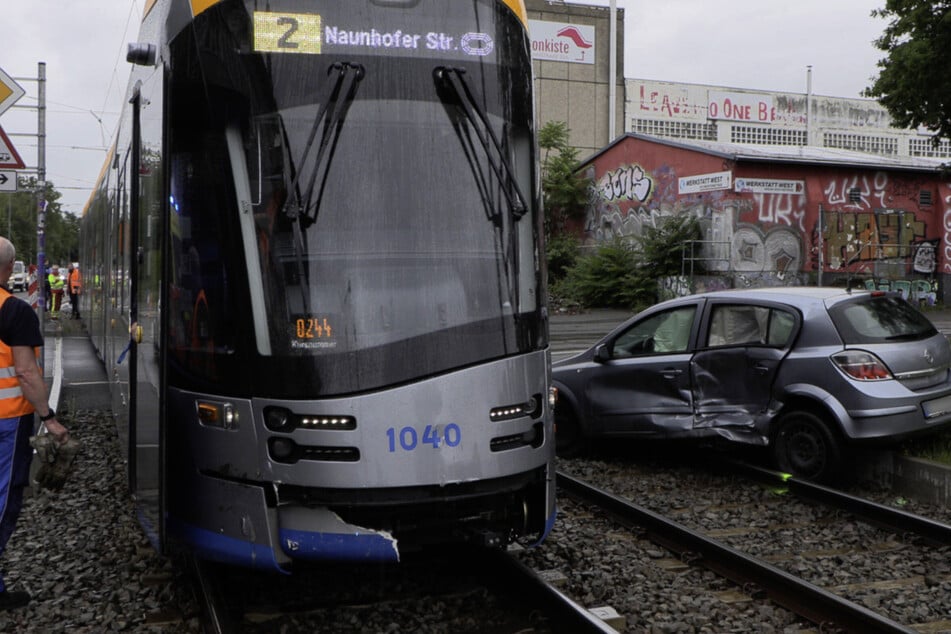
left=167, top=0, right=544, bottom=396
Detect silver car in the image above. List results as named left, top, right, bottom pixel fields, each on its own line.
left=552, top=287, right=951, bottom=481
left=10, top=261, right=25, bottom=292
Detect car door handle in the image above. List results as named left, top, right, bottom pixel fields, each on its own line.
left=661, top=368, right=683, bottom=379
left=753, top=363, right=771, bottom=375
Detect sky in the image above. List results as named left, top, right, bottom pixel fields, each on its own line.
left=0, top=0, right=888, bottom=216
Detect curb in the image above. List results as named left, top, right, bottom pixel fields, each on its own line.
left=857, top=452, right=951, bottom=506
left=47, top=334, right=62, bottom=413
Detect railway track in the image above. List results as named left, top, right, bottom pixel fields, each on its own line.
left=189, top=545, right=619, bottom=633
left=539, top=453, right=951, bottom=633
left=179, top=454, right=951, bottom=632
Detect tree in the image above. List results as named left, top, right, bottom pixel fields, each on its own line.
left=865, top=1, right=951, bottom=143
left=0, top=176, right=78, bottom=266
left=539, top=121, right=590, bottom=237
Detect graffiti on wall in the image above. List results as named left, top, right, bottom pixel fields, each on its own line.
left=752, top=192, right=807, bottom=232
left=822, top=210, right=926, bottom=269
left=597, top=164, right=654, bottom=204
left=823, top=173, right=889, bottom=209
left=586, top=163, right=942, bottom=291
left=587, top=163, right=805, bottom=283
left=944, top=193, right=951, bottom=274
left=913, top=240, right=938, bottom=274
left=817, top=170, right=941, bottom=292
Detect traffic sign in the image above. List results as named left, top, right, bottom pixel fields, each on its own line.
left=0, top=126, right=25, bottom=169
left=0, top=170, right=15, bottom=192
left=0, top=67, right=25, bottom=118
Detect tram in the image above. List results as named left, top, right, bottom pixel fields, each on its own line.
left=79, top=0, right=555, bottom=571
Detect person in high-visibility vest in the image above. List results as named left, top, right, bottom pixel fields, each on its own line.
left=67, top=264, right=82, bottom=319
left=0, top=237, right=69, bottom=610
left=47, top=266, right=64, bottom=319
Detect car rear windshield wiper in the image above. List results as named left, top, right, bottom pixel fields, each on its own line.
left=281, top=61, right=365, bottom=228
left=433, top=66, right=528, bottom=220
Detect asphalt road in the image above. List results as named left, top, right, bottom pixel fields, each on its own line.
left=549, top=308, right=630, bottom=362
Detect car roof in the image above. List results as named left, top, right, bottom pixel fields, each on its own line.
left=665, top=286, right=874, bottom=307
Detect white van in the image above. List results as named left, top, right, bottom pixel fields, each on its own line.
left=11, top=261, right=25, bottom=292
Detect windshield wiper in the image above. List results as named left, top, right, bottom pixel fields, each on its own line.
left=281, top=61, right=365, bottom=228
left=276, top=62, right=364, bottom=315
left=433, top=66, right=528, bottom=220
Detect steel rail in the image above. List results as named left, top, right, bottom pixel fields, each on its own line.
left=557, top=470, right=916, bottom=634
left=191, top=557, right=232, bottom=634
left=481, top=547, right=619, bottom=633
left=723, top=460, right=951, bottom=546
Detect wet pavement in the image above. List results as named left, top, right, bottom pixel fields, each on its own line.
left=42, top=316, right=111, bottom=416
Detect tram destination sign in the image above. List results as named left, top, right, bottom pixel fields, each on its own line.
left=0, top=67, right=25, bottom=118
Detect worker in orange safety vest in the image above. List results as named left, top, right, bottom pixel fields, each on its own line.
left=67, top=264, right=82, bottom=319
left=0, top=236, right=69, bottom=610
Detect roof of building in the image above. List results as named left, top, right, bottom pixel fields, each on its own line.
left=581, top=132, right=949, bottom=174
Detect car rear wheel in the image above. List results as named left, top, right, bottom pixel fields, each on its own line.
left=770, top=411, right=841, bottom=482
left=554, top=405, right=585, bottom=458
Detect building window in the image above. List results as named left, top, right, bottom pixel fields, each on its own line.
left=730, top=126, right=807, bottom=146
left=823, top=132, right=898, bottom=156
left=909, top=137, right=951, bottom=158
left=633, top=119, right=717, bottom=141
left=920, top=190, right=933, bottom=206
left=848, top=188, right=862, bottom=203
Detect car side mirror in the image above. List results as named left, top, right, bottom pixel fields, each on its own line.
left=593, top=343, right=610, bottom=363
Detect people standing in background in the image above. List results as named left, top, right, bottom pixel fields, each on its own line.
left=67, top=264, right=82, bottom=320
left=43, top=268, right=51, bottom=312
left=47, top=266, right=64, bottom=319
left=0, top=237, right=69, bottom=610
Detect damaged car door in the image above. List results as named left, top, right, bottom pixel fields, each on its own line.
left=584, top=304, right=699, bottom=436
left=691, top=302, right=799, bottom=441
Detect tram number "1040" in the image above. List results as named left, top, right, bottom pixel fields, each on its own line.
left=386, top=424, right=461, bottom=452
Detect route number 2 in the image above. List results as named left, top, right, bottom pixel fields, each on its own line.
left=253, top=12, right=323, bottom=55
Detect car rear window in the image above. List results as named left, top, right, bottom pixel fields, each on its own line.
left=828, top=295, right=937, bottom=344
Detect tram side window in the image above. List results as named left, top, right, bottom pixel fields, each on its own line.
left=167, top=122, right=237, bottom=379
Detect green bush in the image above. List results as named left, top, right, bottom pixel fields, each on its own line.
left=634, top=214, right=704, bottom=278
left=546, top=234, right=580, bottom=282
left=899, top=430, right=951, bottom=465
left=553, top=215, right=704, bottom=310
left=558, top=240, right=654, bottom=310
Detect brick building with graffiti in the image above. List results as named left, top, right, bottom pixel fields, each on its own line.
left=579, top=133, right=951, bottom=303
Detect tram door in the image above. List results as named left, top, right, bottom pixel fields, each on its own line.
left=128, top=73, right=165, bottom=548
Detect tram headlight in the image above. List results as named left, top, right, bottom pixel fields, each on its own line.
left=269, top=437, right=297, bottom=462
left=264, top=407, right=294, bottom=432
left=490, top=394, right=544, bottom=422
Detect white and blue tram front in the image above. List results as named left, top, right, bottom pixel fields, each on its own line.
left=155, top=0, right=554, bottom=570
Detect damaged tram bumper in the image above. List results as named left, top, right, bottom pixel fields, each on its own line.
left=163, top=353, right=557, bottom=572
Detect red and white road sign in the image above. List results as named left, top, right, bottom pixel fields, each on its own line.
left=0, top=126, right=25, bottom=169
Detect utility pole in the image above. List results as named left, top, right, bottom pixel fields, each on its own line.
left=36, top=62, right=47, bottom=340
left=608, top=0, right=617, bottom=141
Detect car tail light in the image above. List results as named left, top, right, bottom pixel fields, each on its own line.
left=831, top=350, right=892, bottom=381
